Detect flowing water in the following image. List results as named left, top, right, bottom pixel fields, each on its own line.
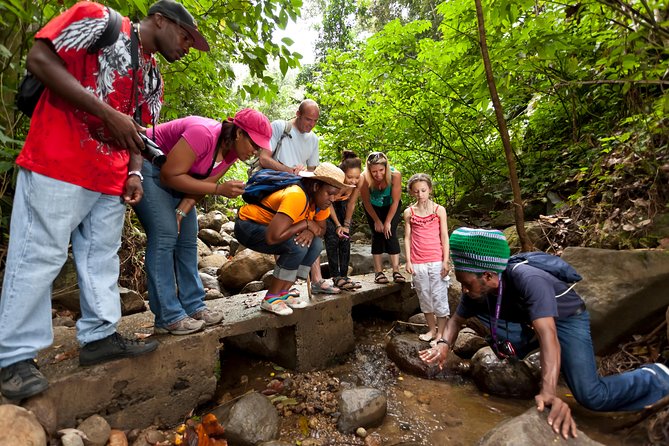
left=214, top=316, right=648, bottom=445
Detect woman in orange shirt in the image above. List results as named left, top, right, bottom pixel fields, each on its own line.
left=234, top=163, right=350, bottom=316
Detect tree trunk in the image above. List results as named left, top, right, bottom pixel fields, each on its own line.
left=473, top=0, right=533, bottom=252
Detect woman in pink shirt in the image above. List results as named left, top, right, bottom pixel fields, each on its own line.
left=133, top=109, right=271, bottom=335
left=403, top=173, right=451, bottom=344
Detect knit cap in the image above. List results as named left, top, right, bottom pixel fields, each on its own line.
left=449, top=227, right=511, bottom=274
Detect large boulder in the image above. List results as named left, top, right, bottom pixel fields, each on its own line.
left=218, top=248, right=275, bottom=292
left=561, top=247, right=669, bottom=353
left=470, top=347, right=540, bottom=399
left=477, top=407, right=603, bottom=446
left=0, top=404, right=47, bottom=446
left=337, top=387, right=387, bottom=433
left=224, top=392, right=279, bottom=446
left=385, top=333, right=470, bottom=378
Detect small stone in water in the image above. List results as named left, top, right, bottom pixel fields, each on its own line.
left=403, top=390, right=413, bottom=398
left=356, top=427, right=367, bottom=438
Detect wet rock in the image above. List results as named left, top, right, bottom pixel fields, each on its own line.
left=199, top=228, right=227, bottom=246
left=470, top=347, right=539, bottom=399
left=108, top=430, right=129, bottom=446
left=198, top=210, right=226, bottom=232
left=385, top=333, right=469, bottom=378
left=198, top=253, right=229, bottom=270
left=364, top=433, right=383, bottom=446
left=407, top=313, right=427, bottom=333
left=0, top=404, right=47, bottom=446
left=218, top=249, right=275, bottom=291
left=130, top=427, right=165, bottom=446
left=478, top=407, right=604, bottom=445
left=197, top=238, right=212, bottom=257
left=199, top=272, right=220, bottom=291
left=337, top=387, right=387, bottom=433
left=224, top=392, right=279, bottom=445
left=241, top=280, right=266, bottom=294
left=77, top=414, right=111, bottom=446
left=119, top=287, right=146, bottom=315
left=453, top=328, right=489, bottom=359
left=22, top=393, right=58, bottom=437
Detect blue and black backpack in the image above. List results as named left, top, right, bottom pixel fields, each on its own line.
left=508, top=252, right=582, bottom=284
left=242, top=169, right=308, bottom=215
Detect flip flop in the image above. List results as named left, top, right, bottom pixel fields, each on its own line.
left=311, top=279, right=341, bottom=294
left=345, top=277, right=362, bottom=289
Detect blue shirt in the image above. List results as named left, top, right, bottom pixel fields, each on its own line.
left=456, top=263, right=585, bottom=324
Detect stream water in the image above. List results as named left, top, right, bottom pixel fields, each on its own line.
left=214, top=315, right=648, bottom=445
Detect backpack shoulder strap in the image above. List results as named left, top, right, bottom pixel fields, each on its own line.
left=88, top=7, right=122, bottom=54
left=272, top=120, right=293, bottom=160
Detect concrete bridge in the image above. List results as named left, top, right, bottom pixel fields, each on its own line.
left=10, top=274, right=418, bottom=431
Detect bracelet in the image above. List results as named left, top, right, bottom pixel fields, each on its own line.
left=175, top=208, right=187, bottom=217
left=214, top=183, right=220, bottom=195
left=436, top=338, right=450, bottom=347
left=305, top=220, right=311, bottom=232
left=128, top=170, right=143, bottom=182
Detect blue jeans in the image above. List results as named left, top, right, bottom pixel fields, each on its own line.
left=132, top=161, right=205, bottom=328
left=0, top=169, right=125, bottom=366
left=481, top=311, right=669, bottom=411
left=234, top=217, right=322, bottom=282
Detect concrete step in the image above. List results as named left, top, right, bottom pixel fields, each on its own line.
left=6, top=273, right=417, bottom=430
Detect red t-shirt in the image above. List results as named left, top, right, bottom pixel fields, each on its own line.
left=17, top=1, right=163, bottom=195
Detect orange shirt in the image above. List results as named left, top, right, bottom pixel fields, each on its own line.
left=238, top=185, right=330, bottom=225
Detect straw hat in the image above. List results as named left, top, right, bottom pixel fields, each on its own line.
left=299, top=162, right=349, bottom=189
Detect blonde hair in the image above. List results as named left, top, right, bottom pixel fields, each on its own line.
left=363, top=152, right=391, bottom=185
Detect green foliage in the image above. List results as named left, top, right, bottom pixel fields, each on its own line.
left=0, top=0, right=307, bottom=259
left=312, top=0, right=669, bottom=239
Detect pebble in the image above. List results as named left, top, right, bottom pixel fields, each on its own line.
left=356, top=427, right=368, bottom=438
left=403, top=390, right=414, bottom=398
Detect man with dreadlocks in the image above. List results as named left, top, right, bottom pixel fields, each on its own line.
left=420, top=227, right=669, bottom=439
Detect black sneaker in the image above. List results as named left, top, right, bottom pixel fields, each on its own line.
left=0, top=359, right=49, bottom=400
left=79, top=332, right=159, bottom=366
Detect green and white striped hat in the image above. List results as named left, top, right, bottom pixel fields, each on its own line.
left=450, top=228, right=510, bottom=274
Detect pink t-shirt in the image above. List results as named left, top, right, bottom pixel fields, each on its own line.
left=147, top=116, right=237, bottom=178
left=409, top=205, right=444, bottom=264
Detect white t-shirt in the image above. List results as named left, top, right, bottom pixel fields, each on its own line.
left=269, top=120, right=319, bottom=168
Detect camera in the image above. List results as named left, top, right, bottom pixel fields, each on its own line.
left=138, top=133, right=166, bottom=168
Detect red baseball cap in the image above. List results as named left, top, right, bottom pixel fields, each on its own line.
left=232, top=108, right=272, bottom=151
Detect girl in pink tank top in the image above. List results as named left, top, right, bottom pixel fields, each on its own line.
left=403, top=174, right=451, bottom=344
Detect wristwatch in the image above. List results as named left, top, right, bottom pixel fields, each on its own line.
left=436, top=338, right=450, bottom=347
left=128, top=170, right=144, bottom=182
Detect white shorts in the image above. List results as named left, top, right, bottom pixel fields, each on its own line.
left=412, top=261, right=450, bottom=317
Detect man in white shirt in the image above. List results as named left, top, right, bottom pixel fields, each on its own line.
left=256, top=99, right=340, bottom=294
left=258, top=99, right=320, bottom=174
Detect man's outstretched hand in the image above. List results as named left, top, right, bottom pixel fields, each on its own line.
left=535, top=392, right=578, bottom=439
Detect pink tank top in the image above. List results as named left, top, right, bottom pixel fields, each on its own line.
left=409, top=205, right=443, bottom=264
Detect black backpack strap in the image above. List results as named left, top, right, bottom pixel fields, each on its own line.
left=87, top=7, right=122, bottom=54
